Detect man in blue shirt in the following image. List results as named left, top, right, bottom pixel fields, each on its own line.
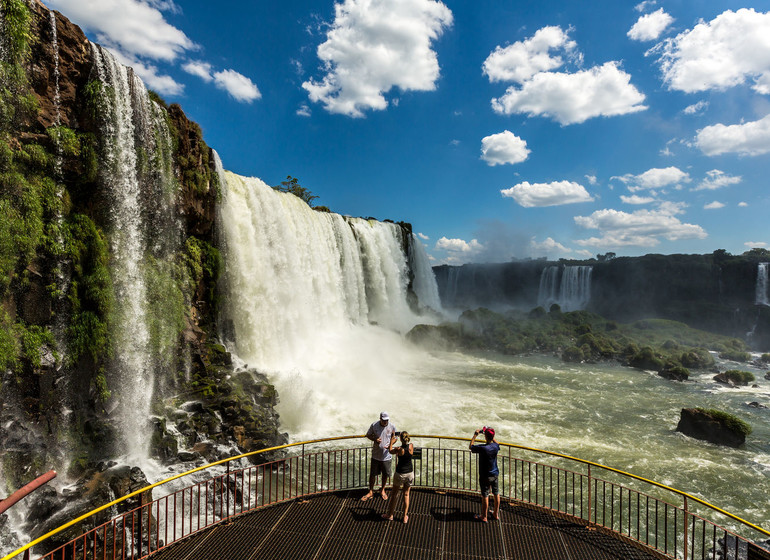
left=469, top=426, right=500, bottom=522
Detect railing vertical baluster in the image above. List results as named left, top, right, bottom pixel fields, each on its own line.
left=587, top=465, right=592, bottom=524
left=683, top=497, right=688, bottom=560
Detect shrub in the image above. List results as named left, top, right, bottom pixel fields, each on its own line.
left=718, top=350, right=752, bottom=362
left=681, top=348, right=714, bottom=369
left=562, top=346, right=583, bottom=363
left=629, top=346, right=663, bottom=371
left=714, top=370, right=755, bottom=386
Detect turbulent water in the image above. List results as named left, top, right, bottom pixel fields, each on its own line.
left=216, top=172, right=770, bottom=534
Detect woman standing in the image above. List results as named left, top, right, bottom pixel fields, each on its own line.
left=382, top=431, right=414, bottom=523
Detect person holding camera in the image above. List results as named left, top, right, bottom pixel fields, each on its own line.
left=469, top=426, right=500, bottom=522
left=361, top=411, right=396, bottom=501
left=381, top=430, right=414, bottom=523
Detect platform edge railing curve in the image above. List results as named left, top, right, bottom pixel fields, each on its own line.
left=3, top=435, right=769, bottom=560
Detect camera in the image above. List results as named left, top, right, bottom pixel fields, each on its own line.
left=395, top=431, right=401, bottom=436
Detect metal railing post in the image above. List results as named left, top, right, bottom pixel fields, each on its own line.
left=301, top=444, right=306, bottom=497
left=225, top=462, right=231, bottom=523
left=683, top=497, right=688, bottom=560
left=587, top=464, right=592, bottom=525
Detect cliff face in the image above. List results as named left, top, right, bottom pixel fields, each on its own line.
left=434, top=252, right=770, bottom=350
left=0, top=0, right=286, bottom=504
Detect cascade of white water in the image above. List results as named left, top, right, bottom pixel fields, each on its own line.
left=559, top=265, right=592, bottom=311
left=410, top=234, right=442, bottom=314
left=537, top=266, right=560, bottom=308
left=537, top=265, right=592, bottom=311
left=757, top=263, right=769, bottom=307
left=49, top=12, right=62, bottom=178
left=90, top=44, right=163, bottom=462
left=218, top=171, right=439, bottom=438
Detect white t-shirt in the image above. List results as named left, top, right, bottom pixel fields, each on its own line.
left=366, top=421, right=396, bottom=461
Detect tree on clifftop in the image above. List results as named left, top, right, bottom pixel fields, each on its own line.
left=273, top=175, right=319, bottom=207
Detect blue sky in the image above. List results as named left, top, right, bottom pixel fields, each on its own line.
left=47, top=0, right=770, bottom=264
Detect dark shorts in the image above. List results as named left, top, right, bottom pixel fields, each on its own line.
left=480, top=475, right=499, bottom=497
left=370, top=458, right=392, bottom=479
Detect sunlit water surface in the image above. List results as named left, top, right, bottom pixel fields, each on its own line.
left=272, top=347, right=770, bottom=530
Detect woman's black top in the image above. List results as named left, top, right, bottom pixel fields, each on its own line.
left=396, top=444, right=413, bottom=474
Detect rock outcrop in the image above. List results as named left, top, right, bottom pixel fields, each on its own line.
left=676, top=408, right=750, bottom=448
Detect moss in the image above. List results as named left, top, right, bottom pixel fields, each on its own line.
left=47, top=126, right=81, bottom=157
left=1, top=0, right=32, bottom=62
left=17, top=323, right=55, bottom=368
left=63, top=214, right=113, bottom=364
left=695, top=408, right=752, bottom=437
left=145, top=255, right=186, bottom=364
left=0, top=309, right=20, bottom=372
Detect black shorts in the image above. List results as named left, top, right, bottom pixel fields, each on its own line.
left=370, top=458, right=392, bottom=479
left=480, top=475, right=499, bottom=497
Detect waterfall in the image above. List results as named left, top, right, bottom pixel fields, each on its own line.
left=757, top=263, right=769, bottom=307
left=409, top=235, right=442, bottom=314
left=90, top=44, right=179, bottom=461
left=218, top=171, right=439, bottom=438
left=538, top=265, right=592, bottom=311
left=537, top=266, right=561, bottom=309
left=49, top=11, right=62, bottom=178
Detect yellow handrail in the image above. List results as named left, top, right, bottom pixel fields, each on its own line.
left=3, top=434, right=767, bottom=560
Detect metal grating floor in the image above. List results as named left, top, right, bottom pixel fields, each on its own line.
left=150, top=489, right=666, bottom=560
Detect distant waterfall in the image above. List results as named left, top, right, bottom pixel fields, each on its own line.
left=757, top=263, right=769, bottom=306
left=538, top=265, right=592, bottom=311
left=409, top=235, right=443, bottom=314
left=218, top=172, right=440, bottom=437
left=91, top=44, right=180, bottom=461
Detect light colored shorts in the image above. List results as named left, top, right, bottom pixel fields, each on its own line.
left=393, top=471, right=414, bottom=490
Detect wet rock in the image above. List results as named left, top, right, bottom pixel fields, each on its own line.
left=676, top=408, right=747, bottom=448
left=746, top=402, right=767, bottom=409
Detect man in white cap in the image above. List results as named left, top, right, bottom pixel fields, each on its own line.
left=361, top=411, right=396, bottom=501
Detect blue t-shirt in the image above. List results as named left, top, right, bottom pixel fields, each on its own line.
left=471, top=441, right=500, bottom=477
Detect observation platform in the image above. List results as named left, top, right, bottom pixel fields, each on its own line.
left=8, top=436, right=770, bottom=560
left=150, top=488, right=659, bottom=560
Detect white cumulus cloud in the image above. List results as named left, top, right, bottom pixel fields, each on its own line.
left=613, top=166, right=691, bottom=191
left=491, top=62, right=647, bottom=125
left=739, top=202, right=749, bottom=207
left=704, top=201, right=725, bottom=209
left=47, top=0, right=194, bottom=61
left=620, top=194, right=655, bottom=204
left=501, top=181, right=593, bottom=207
left=693, top=169, right=742, bottom=191
left=574, top=207, right=707, bottom=247
left=745, top=241, right=768, bottom=248
left=182, top=60, right=214, bottom=82
left=213, top=70, right=261, bottom=103
left=585, top=174, right=598, bottom=185
left=482, top=26, right=576, bottom=83
left=302, top=0, right=453, bottom=117
left=531, top=237, right=571, bottom=255
left=683, top=100, right=708, bottom=115
left=628, top=8, right=674, bottom=41
left=653, top=9, right=770, bottom=94
left=480, top=131, right=530, bottom=165
left=635, top=1, right=657, bottom=12
left=695, top=114, right=770, bottom=156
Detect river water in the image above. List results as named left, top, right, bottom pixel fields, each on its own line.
left=267, top=344, right=770, bottom=531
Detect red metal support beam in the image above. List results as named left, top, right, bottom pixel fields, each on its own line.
left=0, top=470, right=57, bottom=515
